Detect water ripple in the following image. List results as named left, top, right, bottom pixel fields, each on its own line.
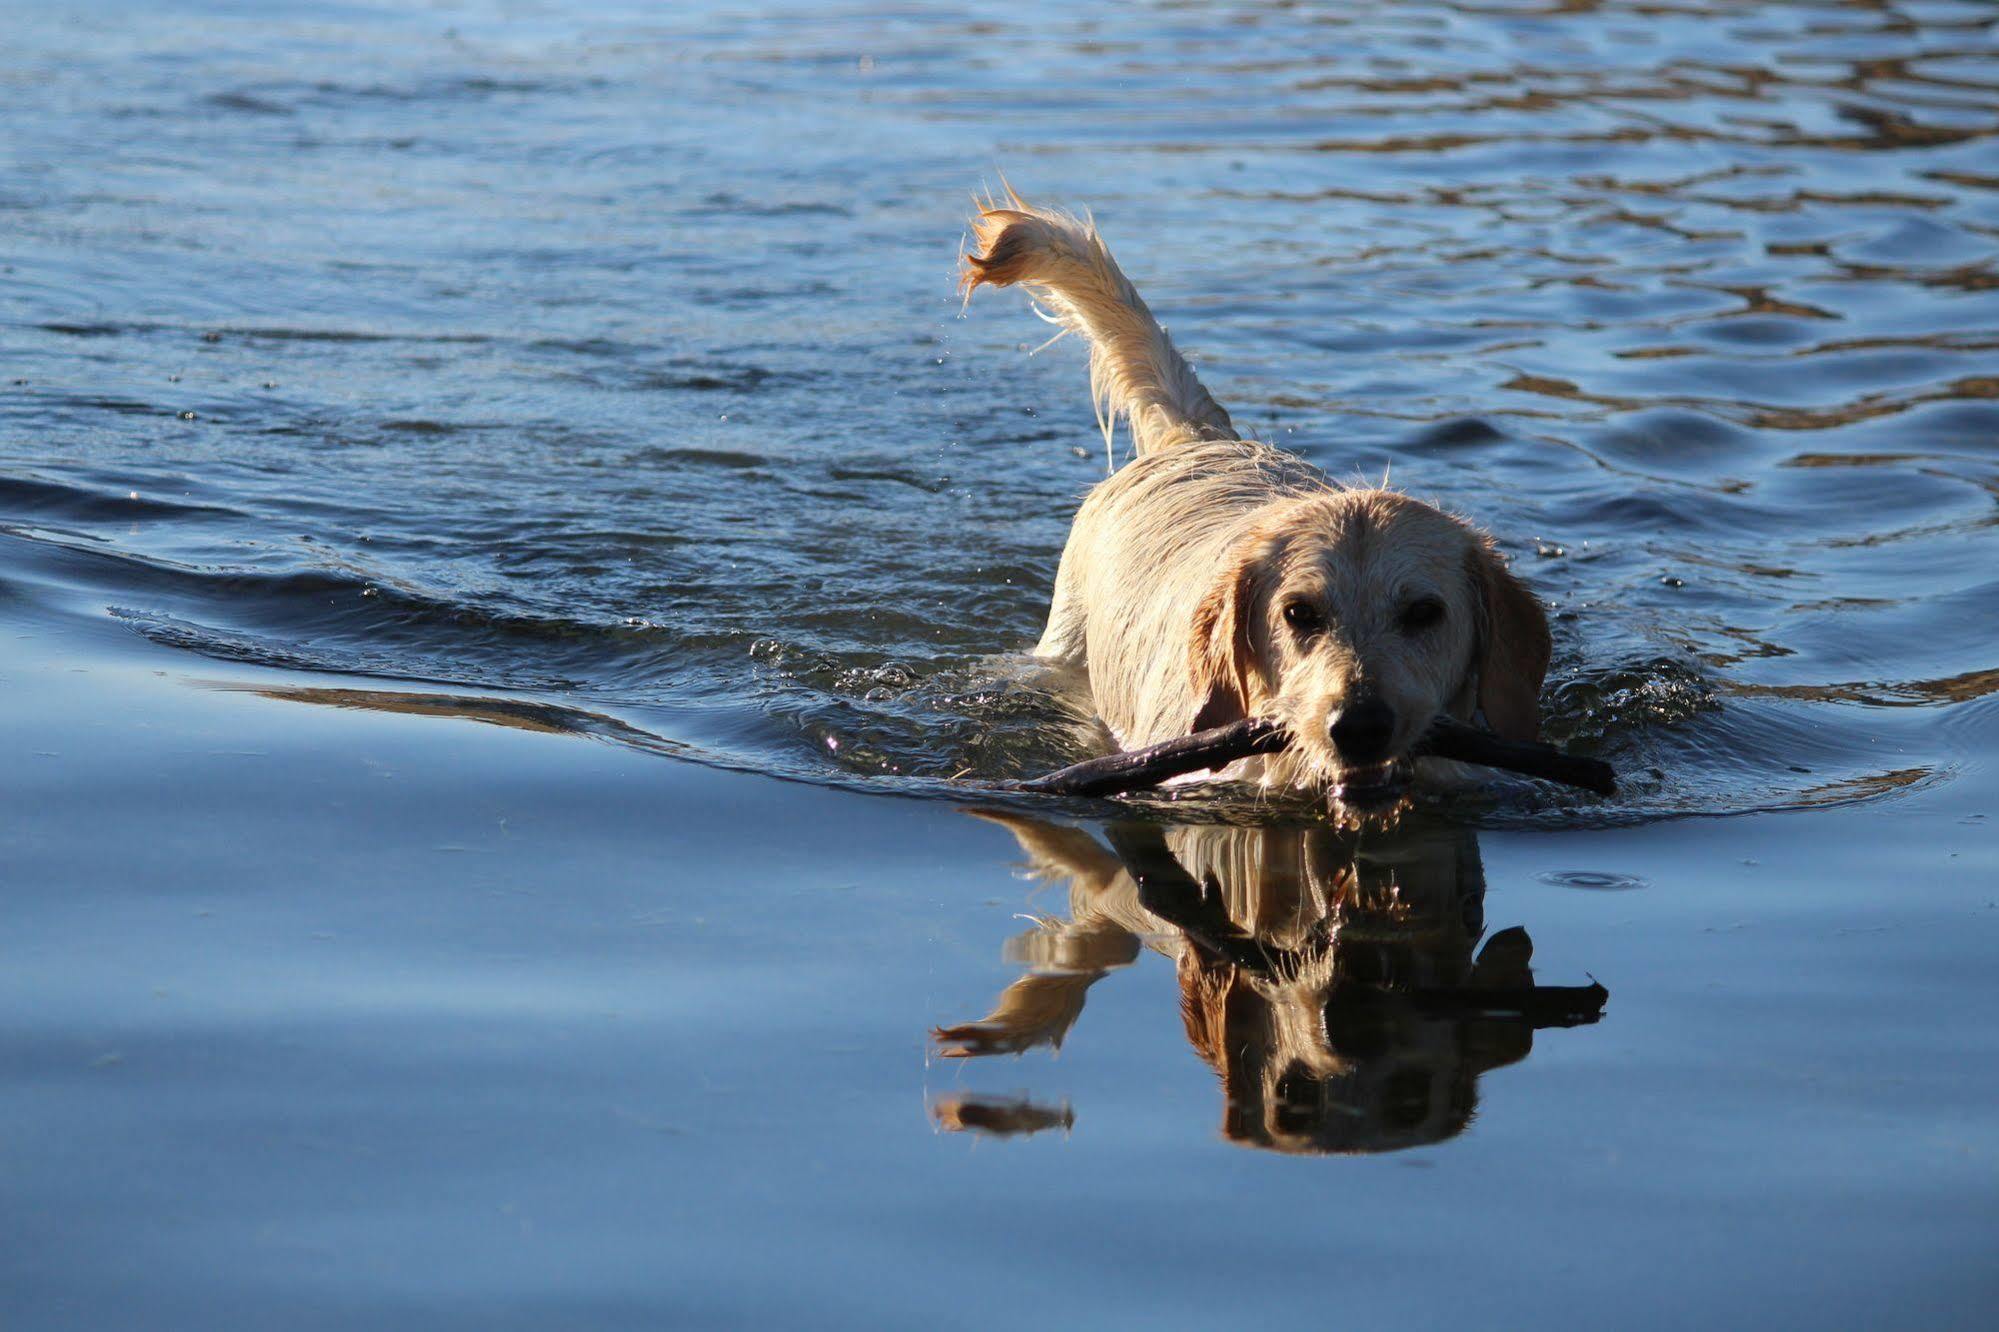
left=2, top=0, right=1994, bottom=826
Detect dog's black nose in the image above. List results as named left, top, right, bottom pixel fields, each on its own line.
left=1330, top=695, right=1396, bottom=764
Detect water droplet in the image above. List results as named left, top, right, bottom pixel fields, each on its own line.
left=1537, top=870, right=1646, bottom=891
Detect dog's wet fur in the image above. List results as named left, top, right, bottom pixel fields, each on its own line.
left=962, top=193, right=1550, bottom=816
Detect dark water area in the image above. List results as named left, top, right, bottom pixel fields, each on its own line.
left=3, top=0, right=1997, bottom=1325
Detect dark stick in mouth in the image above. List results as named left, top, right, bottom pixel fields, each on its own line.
left=1012, top=716, right=1616, bottom=799
left=1416, top=718, right=1618, bottom=796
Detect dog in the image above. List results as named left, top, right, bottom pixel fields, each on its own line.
left=962, top=194, right=1551, bottom=813
left=933, top=814, right=1604, bottom=1154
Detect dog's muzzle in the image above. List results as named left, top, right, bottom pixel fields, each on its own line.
left=1328, top=695, right=1408, bottom=809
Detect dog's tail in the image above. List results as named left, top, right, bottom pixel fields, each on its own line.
left=962, top=192, right=1236, bottom=460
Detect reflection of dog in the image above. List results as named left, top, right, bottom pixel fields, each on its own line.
left=963, top=195, right=1550, bottom=813
left=934, top=813, right=1605, bottom=1154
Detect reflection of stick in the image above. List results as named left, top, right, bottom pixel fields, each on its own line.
left=1413, top=980, right=1609, bottom=1029
left=1015, top=716, right=1615, bottom=798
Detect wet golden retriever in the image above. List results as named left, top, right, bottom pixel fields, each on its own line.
left=962, top=193, right=1550, bottom=812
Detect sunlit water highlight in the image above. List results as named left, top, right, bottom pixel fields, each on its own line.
left=6, top=0, right=1995, bottom=824
left=3, top=1, right=1997, bottom=1325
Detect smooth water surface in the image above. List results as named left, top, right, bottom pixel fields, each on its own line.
left=3, top=1, right=1996, bottom=1325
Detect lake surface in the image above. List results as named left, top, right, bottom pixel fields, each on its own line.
left=4, top=0, right=1996, bottom=1324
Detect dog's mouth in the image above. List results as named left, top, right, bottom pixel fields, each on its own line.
left=1330, top=759, right=1412, bottom=811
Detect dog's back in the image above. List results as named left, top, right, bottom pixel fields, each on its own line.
left=1037, top=439, right=1330, bottom=747
left=964, top=197, right=1334, bottom=745
left=961, top=193, right=1550, bottom=800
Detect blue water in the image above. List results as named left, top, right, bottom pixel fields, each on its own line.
left=3, top=0, right=1996, bottom=1324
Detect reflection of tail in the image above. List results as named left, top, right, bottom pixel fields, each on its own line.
left=932, top=968, right=1100, bottom=1057
left=935, top=812, right=1139, bottom=1056
left=962, top=191, right=1236, bottom=459
left=930, top=1092, right=1074, bottom=1139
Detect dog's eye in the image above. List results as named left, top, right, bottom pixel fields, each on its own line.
left=1282, top=600, right=1323, bottom=634
left=1400, top=597, right=1446, bottom=633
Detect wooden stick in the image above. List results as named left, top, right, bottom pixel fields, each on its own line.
left=1012, top=717, right=1289, bottom=797
left=1014, top=715, right=1615, bottom=798
left=1421, top=718, right=1617, bottom=796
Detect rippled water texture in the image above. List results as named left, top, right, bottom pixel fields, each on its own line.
left=4, top=1, right=1999, bottom=1324
left=5, top=0, right=1995, bottom=821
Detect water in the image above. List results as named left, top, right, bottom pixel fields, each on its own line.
left=3, top=0, right=1996, bottom=1324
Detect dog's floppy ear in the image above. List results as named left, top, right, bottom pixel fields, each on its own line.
left=1466, top=545, right=1551, bottom=741
left=1188, top=547, right=1263, bottom=733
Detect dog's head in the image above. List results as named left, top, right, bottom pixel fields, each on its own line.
left=1188, top=489, right=1549, bottom=812
left=1168, top=822, right=1521, bottom=1155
